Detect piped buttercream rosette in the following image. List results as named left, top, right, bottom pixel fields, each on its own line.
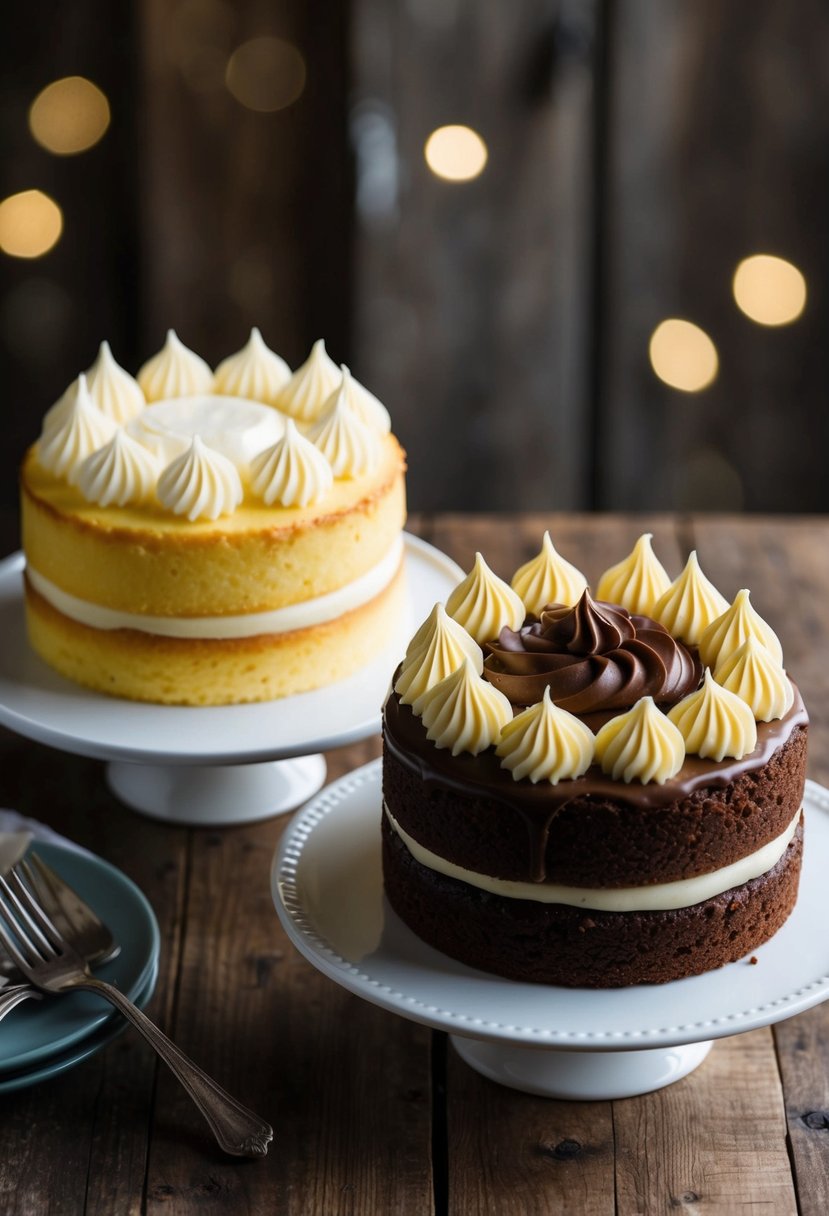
left=483, top=589, right=701, bottom=714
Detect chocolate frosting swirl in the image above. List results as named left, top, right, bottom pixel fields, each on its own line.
left=484, top=590, right=702, bottom=713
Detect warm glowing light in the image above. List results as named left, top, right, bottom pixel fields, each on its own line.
left=732, top=254, right=806, bottom=326
left=424, top=125, right=488, bottom=182
left=225, top=37, right=306, bottom=112
left=0, top=191, right=63, bottom=259
left=649, top=319, right=718, bottom=393
left=29, top=77, right=110, bottom=155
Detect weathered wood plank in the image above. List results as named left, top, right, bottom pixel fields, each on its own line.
left=138, top=0, right=351, bottom=367
left=143, top=736, right=434, bottom=1215
left=446, top=1045, right=615, bottom=1216
left=690, top=515, right=829, bottom=1213
left=774, top=1005, right=829, bottom=1216
left=351, top=1, right=594, bottom=512
left=614, top=1028, right=796, bottom=1215
left=602, top=1, right=829, bottom=512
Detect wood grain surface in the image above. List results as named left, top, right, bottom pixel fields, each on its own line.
left=1, top=514, right=828, bottom=1215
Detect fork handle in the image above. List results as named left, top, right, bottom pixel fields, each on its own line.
left=71, top=976, right=272, bottom=1157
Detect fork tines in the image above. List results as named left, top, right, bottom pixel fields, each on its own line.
left=0, top=868, right=65, bottom=973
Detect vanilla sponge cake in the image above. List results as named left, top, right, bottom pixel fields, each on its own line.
left=22, top=331, right=407, bottom=705
left=382, top=534, right=807, bottom=987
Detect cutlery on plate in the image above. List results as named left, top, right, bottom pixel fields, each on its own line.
left=21, top=853, right=121, bottom=968
left=0, top=865, right=273, bottom=1158
left=0, top=982, right=42, bottom=1022
left=0, top=852, right=119, bottom=1014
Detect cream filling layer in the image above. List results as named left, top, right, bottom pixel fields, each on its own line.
left=384, top=802, right=802, bottom=912
left=27, top=536, right=404, bottom=640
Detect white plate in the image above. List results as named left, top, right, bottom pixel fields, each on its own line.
left=0, top=536, right=462, bottom=824
left=273, top=765, right=829, bottom=1099
left=0, top=535, right=461, bottom=764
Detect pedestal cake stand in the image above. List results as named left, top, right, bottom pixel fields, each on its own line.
left=0, top=537, right=462, bottom=826
left=273, top=762, right=829, bottom=1100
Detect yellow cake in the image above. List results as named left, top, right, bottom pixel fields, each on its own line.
left=21, top=330, right=407, bottom=705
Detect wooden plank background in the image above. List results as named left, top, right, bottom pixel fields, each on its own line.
left=1, top=0, right=828, bottom=516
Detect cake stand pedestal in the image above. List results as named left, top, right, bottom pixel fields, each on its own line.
left=0, top=537, right=462, bottom=827
left=273, top=762, right=829, bottom=1101
left=450, top=1037, right=713, bottom=1101
left=105, top=755, right=329, bottom=826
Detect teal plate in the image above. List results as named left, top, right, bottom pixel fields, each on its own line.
left=0, top=840, right=160, bottom=1074
left=0, top=958, right=158, bottom=1092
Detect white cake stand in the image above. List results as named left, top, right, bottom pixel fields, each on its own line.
left=0, top=537, right=462, bottom=826
left=273, top=763, right=829, bottom=1101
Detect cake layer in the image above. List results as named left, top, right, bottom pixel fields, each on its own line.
left=383, top=689, right=807, bottom=888
left=25, top=556, right=406, bottom=705
left=21, top=435, right=406, bottom=615
left=25, top=537, right=404, bottom=638
left=383, top=802, right=802, bottom=911
left=382, top=814, right=804, bottom=987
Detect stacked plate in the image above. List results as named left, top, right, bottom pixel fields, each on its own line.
left=0, top=842, right=160, bottom=1092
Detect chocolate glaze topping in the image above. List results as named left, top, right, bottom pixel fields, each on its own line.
left=485, top=590, right=701, bottom=712
left=383, top=682, right=808, bottom=882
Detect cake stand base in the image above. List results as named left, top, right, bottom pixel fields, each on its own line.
left=107, top=754, right=327, bottom=825
left=450, top=1035, right=713, bottom=1100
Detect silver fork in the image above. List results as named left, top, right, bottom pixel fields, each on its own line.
left=0, top=866, right=272, bottom=1158
left=0, top=852, right=119, bottom=1022
left=0, top=982, right=42, bottom=1021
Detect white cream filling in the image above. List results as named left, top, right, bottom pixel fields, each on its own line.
left=384, top=802, right=802, bottom=913
left=27, top=536, right=404, bottom=640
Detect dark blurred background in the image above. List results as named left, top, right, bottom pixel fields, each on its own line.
left=2, top=1, right=828, bottom=519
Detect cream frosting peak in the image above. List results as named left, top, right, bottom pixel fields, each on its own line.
left=667, top=669, right=757, bottom=761
left=594, top=696, right=686, bottom=784
left=496, top=687, right=595, bottom=784
left=249, top=418, right=333, bottom=507
left=42, top=374, right=88, bottom=438
left=510, top=532, right=587, bottom=614
left=85, top=341, right=146, bottom=424
left=156, top=434, right=243, bottom=521
left=310, top=378, right=381, bottom=478
left=213, top=327, right=291, bottom=406
left=596, top=533, right=671, bottom=617
left=446, top=552, right=526, bottom=644
left=339, top=363, right=392, bottom=434
left=137, top=330, right=214, bottom=402
left=275, top=338, right=341, bottom=425
left=395, top=603, right=483, bottom=714
left=417, top=658, right=512, bottom=756
left=715, top=637, right=794, bottom=723
left=36, top=374, right=117, bottom=481
left=75, top=428, right=161, bottom=507
left=652, top=550, right=729, bottom=645
left=698, top=588, right=784, bottom=672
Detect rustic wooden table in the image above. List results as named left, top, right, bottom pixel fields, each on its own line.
left=1, top=514, right=828, bottom=1215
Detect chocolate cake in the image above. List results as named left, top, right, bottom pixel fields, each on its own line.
left=381, top=534, right=807, bottom=987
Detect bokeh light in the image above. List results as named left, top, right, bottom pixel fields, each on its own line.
left=28, top=77, right=110, bottom=155
left=424, top=125, right=488, bottom=182
left=0, top=191, right=63, bottom=259
left=648, top=319, right=718, bottom=392
left=225, top=37, right=306, bottom=112
left=732, top=254, right=807, bottom=326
